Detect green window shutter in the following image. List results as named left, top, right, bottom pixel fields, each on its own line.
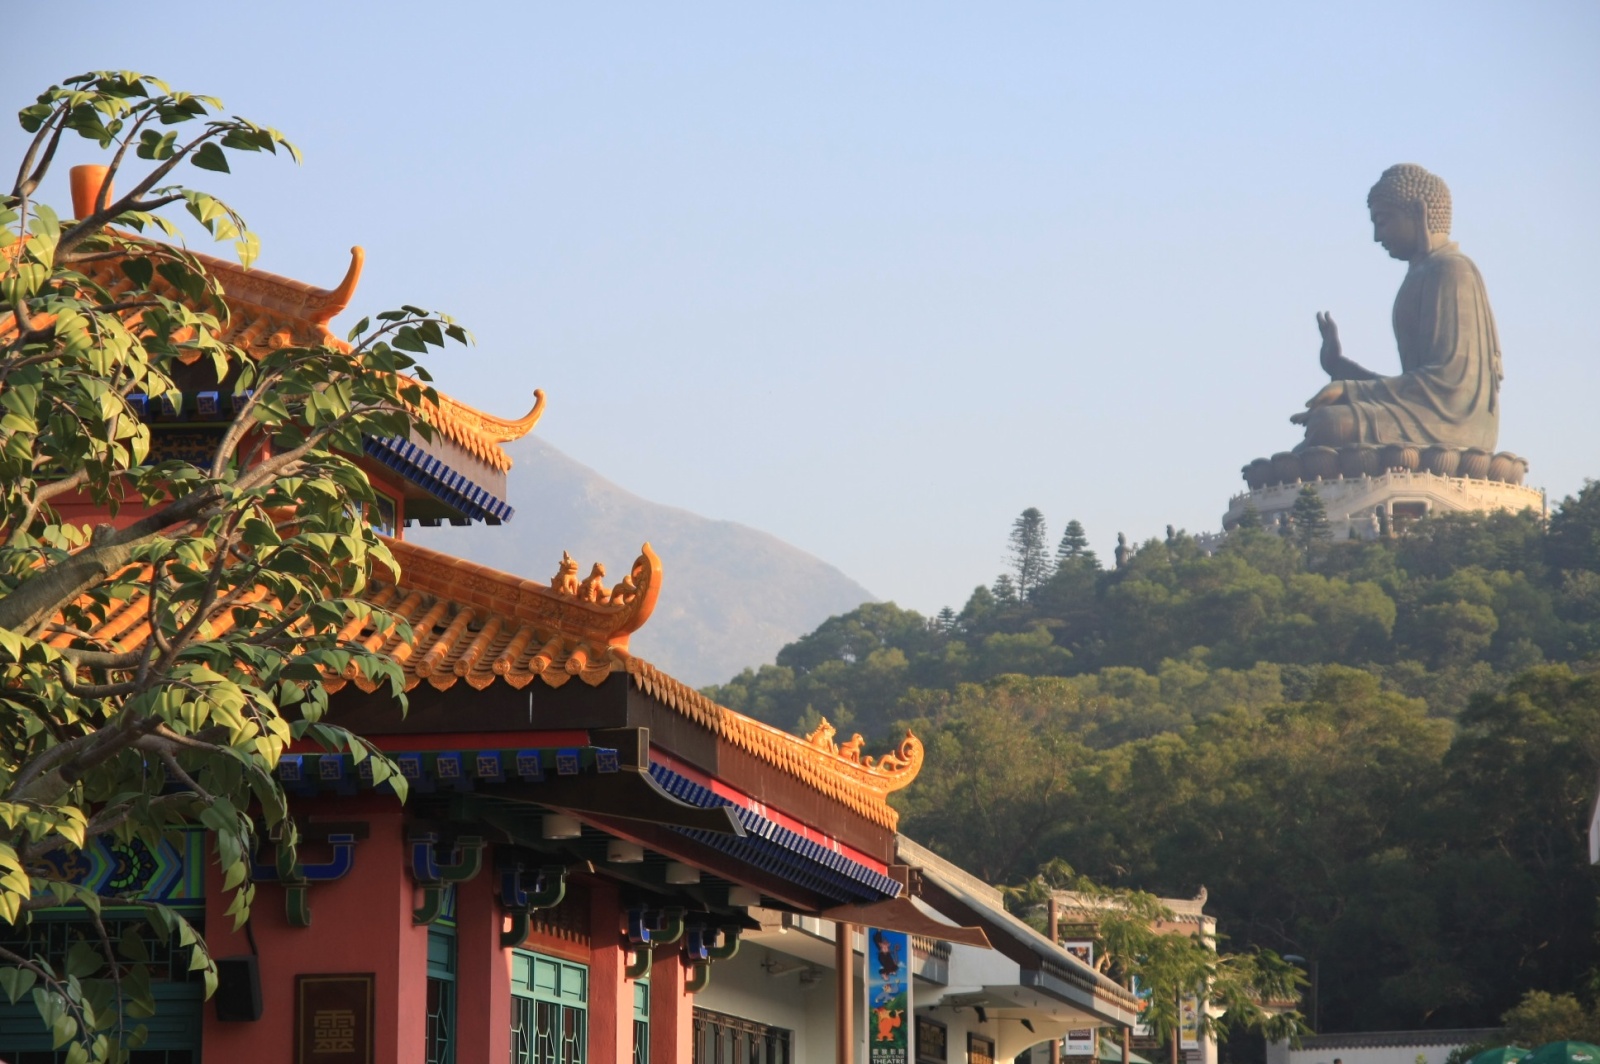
left=510, top=949, right=588, bottom=1064
left=426, top=925, right=457, bottom=1064
left=633, top=979, right=650, bottom=1064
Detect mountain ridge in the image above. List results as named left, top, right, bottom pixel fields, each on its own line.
left=408, top=435, right=876, bottom=686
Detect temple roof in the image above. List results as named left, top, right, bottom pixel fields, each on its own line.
left=628, top=658, right=921, bottom=831
left=328, top=537, right=664, bottom=692
left=67, top=242, right=543, bottom=473
left=331, top=538, right=921, bottom=830
left=25, top=173, right=919, bottom=851
left=49, top=536, right=921, bottom=832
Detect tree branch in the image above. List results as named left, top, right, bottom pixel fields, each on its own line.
left=9, top=104, right=67, bottom=201
left=97, top=105, right=159, bottom=214
left=6, top=469, right=89, bottom=548
left=55, top=645, right=146, bottom=670
left=148, top=519, right=238, bottom=675
left=0, top=486, right=223, bottom=637
left=5, top=694, right=168, bottom=805
left=154, top=749, right=214, bottom=803
left=209, top=367, right=284, bottom=479
left=83, top=789, right=196, bottom=841
left=56, top=125, right=230, bottom=258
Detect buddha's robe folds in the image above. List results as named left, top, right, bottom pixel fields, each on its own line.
left=1338, top=243, right=1501, bottom=449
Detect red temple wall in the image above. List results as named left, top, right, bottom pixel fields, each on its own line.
left=454, top=869, right=512, bottom=1064
left=588, top=882, right=631, bottom=1064
left=196, top=797, right=661, bottom=1063
left=201, top=796, right=427, bottom=1064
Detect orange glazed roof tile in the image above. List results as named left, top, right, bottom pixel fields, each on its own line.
left=46, top=538, right=919, bottom=829
left=319, top=538, right=921, bottom=830
left=326, top=536, right=664, bottom=693
left=625, top=658, right=922, bottom=831
left=57, top=226, right=542, bottom=472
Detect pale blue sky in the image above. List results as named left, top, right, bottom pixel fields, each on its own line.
left=10, top=2, right=1599, bottom=615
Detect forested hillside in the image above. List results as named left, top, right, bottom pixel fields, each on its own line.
left=705, top=484, right=1600, bottom=1033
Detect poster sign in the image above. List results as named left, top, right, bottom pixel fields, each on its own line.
left=1180, top=993, right=1200, bottom=1049
left=1130, top=975, right=1153, bottom=1037
left=296, top=973, right=375, bottom=1064
left=868, top=929, right=912, bottom=1064
left=1062, top=940, right=1095, bottom=968
left=1064, top=1028, right=1096, bottom=1057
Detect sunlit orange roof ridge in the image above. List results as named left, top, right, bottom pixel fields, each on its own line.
left=38, top=164, right=544, bottom=470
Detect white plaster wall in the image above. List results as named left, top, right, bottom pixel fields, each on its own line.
left=695, top=947, right=841, bottom=1064
left=694, top=932, right=1092, bottom=1064
left=916, top=1004, right=1047, bottom=1064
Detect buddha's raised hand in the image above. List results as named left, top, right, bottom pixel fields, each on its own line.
left=1317, top=311, right=1342, bottom=377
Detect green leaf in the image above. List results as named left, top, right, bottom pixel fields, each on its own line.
left=191, top=142, right=230, bottom=173
left=28, top=203, right=60, bottom=242
left=234, top=230, right=260, bottom=269
left=121, top=256, right=154, bottom=288
left=66, top=940, right=103, bottom=979
left=19, top=102, right=53, bottom=133
left=32, top=986, right=62, bottom=1028
left=117, top=926, right=150, bottom=964
left=0, top=966, right=37, bottom=1005
left=51, top=1010, right=77, bottom=1050
left=136, top=128, right=177, bottom=160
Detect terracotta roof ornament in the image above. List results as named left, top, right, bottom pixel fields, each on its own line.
left=631, top=661, right=923, bottom=829
left=807, top=717, right=921, bottom=773
left=49, top=535, right=918, bottom=830
left=333, top=538, right=664, bottom=693
left=58, top=164, right=543, bottom=472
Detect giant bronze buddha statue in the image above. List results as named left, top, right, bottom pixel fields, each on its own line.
left=1291, top=164, right=1501, bottom=451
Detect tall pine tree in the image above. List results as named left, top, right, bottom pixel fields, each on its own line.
left=1008, top=507, right=1051, bottom=597
left=1055, top=519, right=1099, bottom=570
left=1292, top=485, right=1332, bottom=548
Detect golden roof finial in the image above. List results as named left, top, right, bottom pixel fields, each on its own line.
left=309, top=247, right=364, bottom=325
left=482, top=389, right=546, bottom=442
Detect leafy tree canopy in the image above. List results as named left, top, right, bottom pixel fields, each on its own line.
left=706, top=493, right=1600, bottom=1034
left=1009, top=859, right=1305, bottom=1046
left=710, top=499, right=1600, bottom=739
left=0, top=72, right=463, bottom=1059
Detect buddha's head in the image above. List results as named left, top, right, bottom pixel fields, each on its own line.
left=1367, top=164, right=1451, bottom=260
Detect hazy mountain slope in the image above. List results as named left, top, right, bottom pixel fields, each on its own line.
left=408, top=436, right=875, bottom=686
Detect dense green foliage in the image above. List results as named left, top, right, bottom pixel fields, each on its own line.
left=1007, top=859, right=1305, bottom=1045
left=1447, top=988, right=1600, bottom=1064
left=707, top=488, right=1600, bottom=1031
left=713, top=495, right=1600, bottom=740
left=0, top=74, right=457, bottom=1059
left=1500, top=990, right=1600, bottom=1047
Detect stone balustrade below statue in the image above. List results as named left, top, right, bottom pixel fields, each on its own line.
left=1241, top=445, right=1528, bottom=491
left=1223, top=466, right=1545, bottom=542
